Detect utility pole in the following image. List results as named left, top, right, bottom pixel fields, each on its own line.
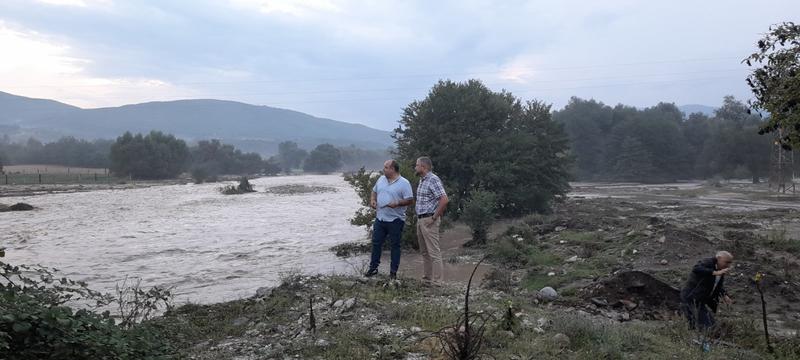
left=768, top=128, right=796, bottom=194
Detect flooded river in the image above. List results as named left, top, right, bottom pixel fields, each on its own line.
left=1, top=175, right=368, bottom=304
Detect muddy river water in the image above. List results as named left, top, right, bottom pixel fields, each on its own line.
left=2, top=175, right=373, bottom=304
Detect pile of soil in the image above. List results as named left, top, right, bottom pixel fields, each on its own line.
left=584, top=270, right=682, bottom=319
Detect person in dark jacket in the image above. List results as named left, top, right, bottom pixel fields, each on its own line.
left=680, top=251, right=734, bottom=330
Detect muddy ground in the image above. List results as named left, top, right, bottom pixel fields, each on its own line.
left=155, top=180, right=800, bottom=359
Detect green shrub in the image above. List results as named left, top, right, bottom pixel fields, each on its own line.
left=462, top=190, right=497, bottom=246
left=0, top=259, right=172, bottom=359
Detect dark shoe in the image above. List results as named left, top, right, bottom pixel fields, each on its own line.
left=364, top=268, right=378, bottom=277
left=389, top=272, right=397, bottom=280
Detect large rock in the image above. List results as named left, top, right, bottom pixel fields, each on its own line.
left=538, top=287, right=559, bottom=301
left=333, top=297, right=356, bottom=312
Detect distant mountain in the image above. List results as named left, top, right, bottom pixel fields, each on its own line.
left=0, top=91, right=81, bottom=122
left=0, top=91, right=392, bottom=154
left=678, top=104, right=716, bottom=117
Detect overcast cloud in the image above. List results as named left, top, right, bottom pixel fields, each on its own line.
left=1, top=0, right=797, bottom=129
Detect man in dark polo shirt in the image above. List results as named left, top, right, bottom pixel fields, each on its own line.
left=364, top=159, right=414, bottom=280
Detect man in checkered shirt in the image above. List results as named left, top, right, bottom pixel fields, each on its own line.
left=414, top=156, right=449, bottom=284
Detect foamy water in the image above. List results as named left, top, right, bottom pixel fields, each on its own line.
left=1, top=175, right=366, bottom=304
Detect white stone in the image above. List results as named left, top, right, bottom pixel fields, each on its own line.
left=538, top=287, right=559, bottom=301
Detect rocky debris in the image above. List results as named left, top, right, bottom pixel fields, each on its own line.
left=590, top=297, right=608, bottom=307
left=717, top=221, right=759, bottom=230
left=0, top=203, right=34, bottom=212
left=722, top=230, right=758, bottom=243
left=255, top=287, right=273, bottom=298
left=565, top=255, right=579, bottom=263
left=552, top=333, right=570, bottom=348
left=663, top=224, right=713, bottom=244
left=538, top=287, right=559, bottom=301
left=584, top=271, right=681, bottom=319
left=660, top=259, right=669, bottom=265
left=333, top=297, right=357, bottom=312
left=315, top=339, right=330, bottom=347
left=537, top=317, right=551, bottom=329
left=618, top=299, right=638, bottom=311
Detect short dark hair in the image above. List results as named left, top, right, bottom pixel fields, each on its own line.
left=417, top=156, right=433, bottom=170
left=389, top=159, right=400, bottom=172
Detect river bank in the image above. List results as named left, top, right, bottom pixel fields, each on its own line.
left=151, top=181, right=799, bottom=359
left=5, top=178, right=800, bottom=358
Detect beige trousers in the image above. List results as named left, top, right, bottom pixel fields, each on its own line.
left=416, top=216, right=443, bottom=281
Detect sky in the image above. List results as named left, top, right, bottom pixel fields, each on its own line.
left=0, top=0, right=797, bottom=130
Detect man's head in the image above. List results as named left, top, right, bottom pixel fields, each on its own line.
left=383, top=159, right=400, bottom=178
left=415, top=156, right=433, bottom=176
left=715, top=250, right=734, bottom=269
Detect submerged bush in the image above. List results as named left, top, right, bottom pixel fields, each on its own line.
left=219, top=177, right=256, bottom=195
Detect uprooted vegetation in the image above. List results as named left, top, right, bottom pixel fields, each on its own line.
left=264, top=184, right=337, bottom=195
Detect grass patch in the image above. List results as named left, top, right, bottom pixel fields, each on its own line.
left=558, top=230, right=602, bottom=244
left=764, top=227, right=800, bottom=254
left=523, top=255, right=617, bottom=291
left=384, top=301, right=457, bottom=331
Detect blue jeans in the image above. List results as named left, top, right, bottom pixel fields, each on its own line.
left=682, top=300, right=715, bottom=330
left=369, top=218, right=405, bottom=274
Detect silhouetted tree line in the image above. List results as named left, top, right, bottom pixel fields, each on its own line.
left=0, top=136, right=112, bottom=169
left=553, top=95, right=773, bottom=183
left=0, top=130, right=389, bottom=180
left=274, top=141, right=388, bottom=174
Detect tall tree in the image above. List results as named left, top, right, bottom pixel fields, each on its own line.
left=277, top=141, right=308, bottom=174
left=553, top=97, right=612, bottom=180
left=110, top=131, right=189, bottom=179
left=303, top=143, right=343, bottom=174
left=611, top=136, right=657, bottom=182
left=745, top=22, right=800, bottom=149
left=394, top=79, right=572, bottom=216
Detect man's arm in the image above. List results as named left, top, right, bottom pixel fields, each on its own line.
left=388, top=181, right=414, bottom=208
left=388, top=198, right=413, bottom=207
left=430, top=177, right=448, bottom=220
left=370, top=191, right=377, bottom=209
left=692, top=259, right=715, bottom=276
left=433, top=194, right=449, bottom=220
